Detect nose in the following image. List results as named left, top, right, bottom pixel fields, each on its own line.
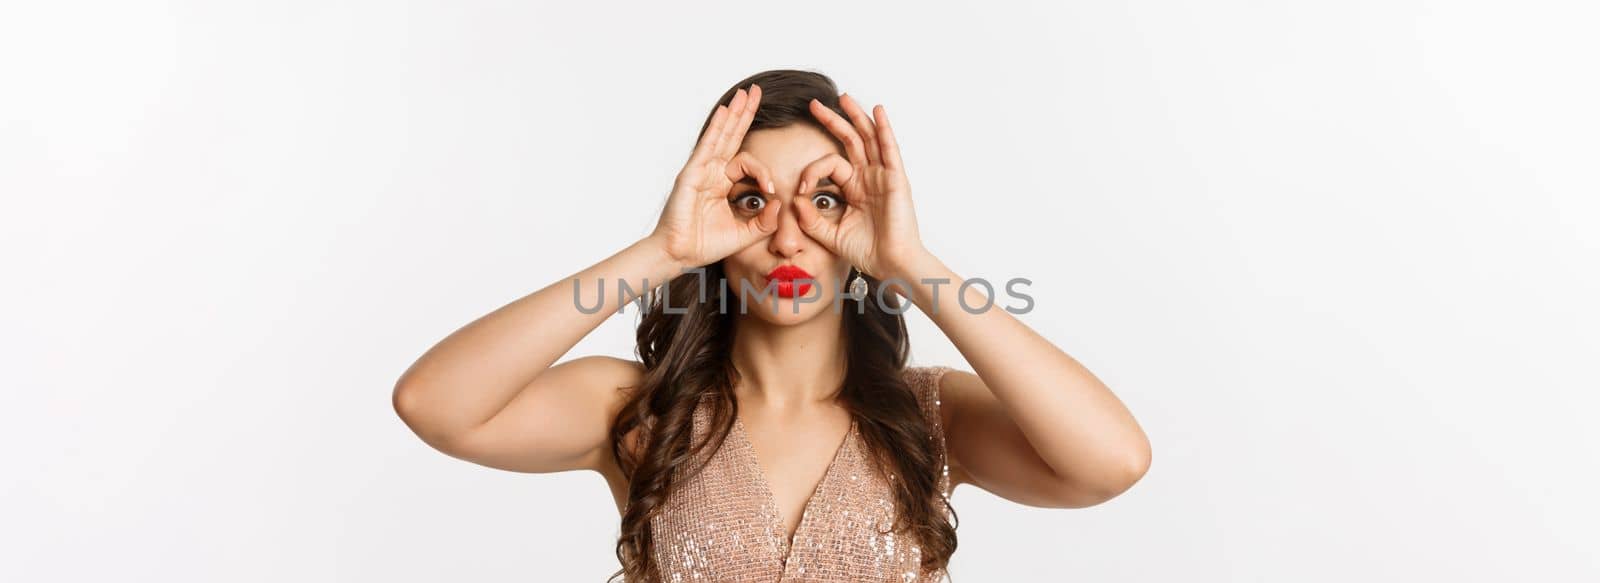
left=766, top=192, right=806, bottom=258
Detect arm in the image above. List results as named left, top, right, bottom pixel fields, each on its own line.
left=792, top=93, right=1150, bottom=508
left=896, top=255, right=1151, bottom=508
left=392, top=82, right=783, bottom=474
left=391, top=236, right=676, bottom=473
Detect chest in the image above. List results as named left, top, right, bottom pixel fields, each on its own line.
left=738, top=409, right=856, bottom=546
left=647, top=401, right=948, bottom=582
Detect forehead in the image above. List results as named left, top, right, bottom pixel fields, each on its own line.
left=737, top=124, right=843, bottom=171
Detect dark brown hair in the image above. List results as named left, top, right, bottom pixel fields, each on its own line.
left=606, top=69, right=957, bottom=582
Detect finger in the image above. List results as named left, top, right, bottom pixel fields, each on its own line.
left=713, top=88, right=750, bottom=160
left=727, top=151, right=777, bottom=195
left=689, top=104, right=731, bottom=166
left=791, top=191, right=841, bottom=250
left=723, top=84, right=762, bottom=158
left=739, top=198, right=783, bottom=244
left=807, top=98, right=870, bottom=168
left=839, top=93, right=880, bottom=166
left=796, top=154, right=861, bottom=206
left=874, top=104, right=904, bottom=171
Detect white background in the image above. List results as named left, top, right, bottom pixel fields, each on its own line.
left=3, top=1, right=1597, bottom=581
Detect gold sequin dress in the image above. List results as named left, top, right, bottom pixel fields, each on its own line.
left=646, top=365, right=956, bottom=582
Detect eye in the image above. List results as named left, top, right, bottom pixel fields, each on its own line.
left=811, top=192, right=845, bottom=212
left=730, top=192, right=767, bottom=214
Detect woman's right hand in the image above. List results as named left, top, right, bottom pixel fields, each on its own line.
left=649, top=84, right=784, bottom=271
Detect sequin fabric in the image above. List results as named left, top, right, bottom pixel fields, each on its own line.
left=644, top=365, right=955, bottom=583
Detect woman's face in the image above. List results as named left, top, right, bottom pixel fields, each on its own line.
left=721, top=123, right=851, bottom=326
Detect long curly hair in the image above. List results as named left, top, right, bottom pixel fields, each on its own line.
left=605, top=69, right=958, bottom=582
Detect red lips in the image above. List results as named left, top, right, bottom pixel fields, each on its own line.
left=765, top=264, right=815, bottom=299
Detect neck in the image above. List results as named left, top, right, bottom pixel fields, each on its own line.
left=729, top=311, right=848, bottom=408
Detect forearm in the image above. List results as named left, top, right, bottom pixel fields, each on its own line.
left=392, top=235, right=681, bottom=436
left=891, top=252, right=1151, bottom=488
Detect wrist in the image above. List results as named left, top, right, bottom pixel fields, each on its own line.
left=633, top=233, right=687, bottom=278
left=879, top=250, right=954, bottom=309
left=880, top=247, right=943, bottom=283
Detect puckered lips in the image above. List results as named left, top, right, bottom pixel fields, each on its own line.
left=765, top=264, right=815, bottom=299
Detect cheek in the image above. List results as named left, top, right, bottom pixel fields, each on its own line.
left=721, top=249, right=762, bottom=283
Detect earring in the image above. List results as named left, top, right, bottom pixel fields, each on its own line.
left=847, top=267, right=868, bottom=301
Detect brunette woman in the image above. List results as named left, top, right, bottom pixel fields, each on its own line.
left=393, top=69, right=1151, bottom=582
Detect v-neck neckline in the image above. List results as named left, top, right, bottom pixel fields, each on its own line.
left=731, top=411, right=857, bottom=564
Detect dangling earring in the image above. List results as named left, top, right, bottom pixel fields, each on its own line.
left=847, top=267, right=868, bottom=301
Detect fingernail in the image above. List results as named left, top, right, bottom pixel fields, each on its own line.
left=765, top=180, right=774, bottom=194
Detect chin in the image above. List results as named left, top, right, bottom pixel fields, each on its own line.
left=726, top=283, right=839, bottom=326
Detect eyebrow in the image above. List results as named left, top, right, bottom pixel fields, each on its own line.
left=733, top=177, right=838, bottom=188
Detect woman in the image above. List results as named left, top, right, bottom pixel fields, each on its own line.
left=392, top=69, right=1152, bottom=582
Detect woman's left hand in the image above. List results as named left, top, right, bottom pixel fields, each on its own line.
left=792, top=94, right=930, bottom=282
